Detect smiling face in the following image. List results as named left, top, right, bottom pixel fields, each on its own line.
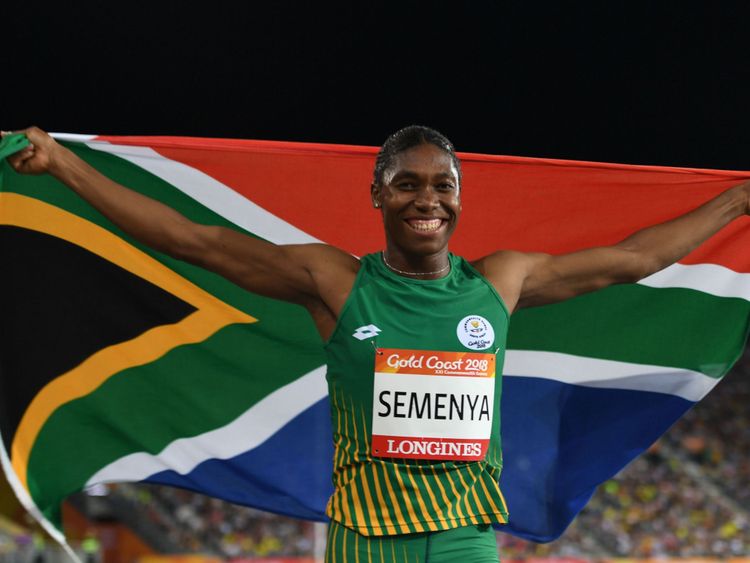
left=371, top=142, right=462, bottom=262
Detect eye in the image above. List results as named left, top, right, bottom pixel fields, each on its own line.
left=436, top=182, right=456, bottom=192
left=396, top=181, right=417, bottom=190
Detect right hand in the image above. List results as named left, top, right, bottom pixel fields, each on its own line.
left=4, top=127, right=64, bottom=176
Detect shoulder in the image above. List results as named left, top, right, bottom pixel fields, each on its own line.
left=470, top=250, right=549, bottom=314
left=285, top=243, right=360, bottom=275
left=470, top=250, right=546, bottom=278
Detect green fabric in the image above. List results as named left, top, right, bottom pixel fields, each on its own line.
left=509, top=283, right=750, bottom=377
left=326, top=520, right=500, bottom=563
left=324, top=253, right=510, bottom=536
left=0, top=133, right=29, bottom=160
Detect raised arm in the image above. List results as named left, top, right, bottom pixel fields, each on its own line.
left=474, top=181, right=750, bottom=313
left=5, top=128, right=358, bottom=334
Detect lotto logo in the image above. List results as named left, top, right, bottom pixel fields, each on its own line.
left=352, top=324, right=381, bottom=340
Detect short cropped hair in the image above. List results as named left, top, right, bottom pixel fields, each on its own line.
left=373, top=125, right=462, bottom=187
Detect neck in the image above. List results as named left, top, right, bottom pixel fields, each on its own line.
left=381, top=249, right=451, bottom=279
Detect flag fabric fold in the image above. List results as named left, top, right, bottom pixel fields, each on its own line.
left=1, top=133, right=748, bottom=543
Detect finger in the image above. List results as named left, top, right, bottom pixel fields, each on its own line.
left=22, top=128, right=51, bottom=147
left=8, top=156, right=22, bottom=172
left=17, top=145, right=35, bottom=159
left=7, top=146, right=35, bottom=169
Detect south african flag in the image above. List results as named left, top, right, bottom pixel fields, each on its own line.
left=2, top=133, right=749, bottom=545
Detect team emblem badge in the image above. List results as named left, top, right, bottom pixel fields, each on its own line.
left=456, top=315, right=494, bottom=350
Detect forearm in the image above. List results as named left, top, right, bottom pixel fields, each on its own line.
left=513, top=182, right=750, bottom=310
left=49, top=144, right=200, bottom=258
left=616, top=183, right=748, bottom=277
left=7, top=128, right=353, bottom=311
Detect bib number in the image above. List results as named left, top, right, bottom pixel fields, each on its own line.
left=371, top=348, right=495, bottom=461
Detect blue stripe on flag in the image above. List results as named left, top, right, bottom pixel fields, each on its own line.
left=143, top=376, right=693, bottom=541
left=500, top=376, right=693, bottom=541
left=145, top=398, right=334, bottom=521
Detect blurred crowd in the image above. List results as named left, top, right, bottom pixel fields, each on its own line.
left=665, top=361, right=750, bottom=510
left=0, top=518, right=91, bottom=563
left=575, top=450, right=748, bottom=558
left=114, top=484, right=313, bottom=558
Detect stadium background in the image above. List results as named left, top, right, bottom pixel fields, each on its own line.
left=3, top=2, right=750, bottom=561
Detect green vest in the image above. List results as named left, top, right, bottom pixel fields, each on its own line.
left=325, top=253, right=510, bottom=536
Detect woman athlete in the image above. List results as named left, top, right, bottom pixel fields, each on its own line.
left=6, top=125, right=750, bottom=562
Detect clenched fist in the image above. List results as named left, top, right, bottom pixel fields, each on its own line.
left=3, top=127, right=65, bottom=176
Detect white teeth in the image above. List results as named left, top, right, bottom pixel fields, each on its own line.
left=408, top=219, right=442, bottom=232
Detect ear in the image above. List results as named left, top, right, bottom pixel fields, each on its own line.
left=371, top=183, right=382, bottom=209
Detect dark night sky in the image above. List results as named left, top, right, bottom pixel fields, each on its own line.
left=6, top=2, right=750, bottom=170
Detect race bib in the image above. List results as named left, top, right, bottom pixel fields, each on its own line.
left=371, top=348, right=495, bottom=461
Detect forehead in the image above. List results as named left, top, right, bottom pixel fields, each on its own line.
left=385, top=143, right=458, bottom=182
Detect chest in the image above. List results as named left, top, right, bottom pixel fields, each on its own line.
left=326, top=273, right=508, bottom=384
left=326, top=272, right=508, bottom=461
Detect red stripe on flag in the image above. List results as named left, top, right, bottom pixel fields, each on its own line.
left=95, top=136, right=750, bottom=271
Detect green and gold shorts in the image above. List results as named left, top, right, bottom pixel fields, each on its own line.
left=325, top=521, right=500, bottom=563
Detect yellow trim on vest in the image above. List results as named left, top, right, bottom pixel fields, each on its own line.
left=429, top=466, right=455, bottom=522
left=441, top=465, right=469, bottom=527
left=403, top=464, right=438, bottom=532
left=375, top=460, right=408, bottom=535
left=352, top=402, right=378, bottom=529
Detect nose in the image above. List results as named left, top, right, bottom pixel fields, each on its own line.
left=414, top=186, right=439, bottom=210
